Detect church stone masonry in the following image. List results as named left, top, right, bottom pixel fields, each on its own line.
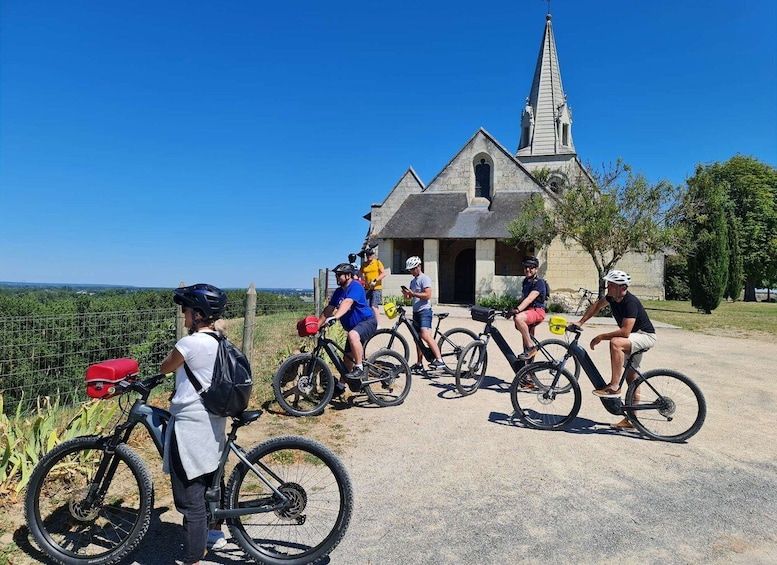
left=364, top=13, right=665, bottom=306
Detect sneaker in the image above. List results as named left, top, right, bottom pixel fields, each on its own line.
left=612, top=418, right=635, bottom=429
left=345, top=367, right=364, bottom=380
left=430, top=359, right=446, bottom=369
left=207, top=530, right=227, bottom=550
left=518, top=346, right=538, bottom=361
left=592, top=386, right=622, bottom=398
left=410, top=362, right=424, bottom=372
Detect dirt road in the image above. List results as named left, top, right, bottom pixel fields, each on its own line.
left=11, top=309, right=777, bottom=564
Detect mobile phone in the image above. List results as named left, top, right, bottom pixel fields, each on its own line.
left=401, top=285, right=409, bottom=292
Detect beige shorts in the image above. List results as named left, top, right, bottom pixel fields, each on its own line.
left=626, top=331, right=657, bottom=370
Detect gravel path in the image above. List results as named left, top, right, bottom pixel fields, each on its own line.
left=13, top=309, right=777, bottom=565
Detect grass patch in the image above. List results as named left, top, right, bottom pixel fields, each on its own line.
left=642, top=299, right=777, bottom=339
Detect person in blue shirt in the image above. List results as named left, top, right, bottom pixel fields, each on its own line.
left=319, top=262, right=377, bottom=392
left=513, top=256, right=548, bottom=360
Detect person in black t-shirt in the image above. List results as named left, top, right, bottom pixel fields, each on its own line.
left=575, top=270, right=657, bottom=429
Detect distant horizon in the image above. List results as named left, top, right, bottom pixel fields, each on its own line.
left=0, top=281, right=313, bottom=292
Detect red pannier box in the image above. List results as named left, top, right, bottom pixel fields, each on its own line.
left=297, top=316, right=319, bottom=337
left=85, top=358, right=138, bottom=399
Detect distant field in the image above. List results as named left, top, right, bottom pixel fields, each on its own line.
left=642, top=299, right=777, bottom=339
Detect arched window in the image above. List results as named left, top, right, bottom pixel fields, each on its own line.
left=473, top=155, right=493, bottom=200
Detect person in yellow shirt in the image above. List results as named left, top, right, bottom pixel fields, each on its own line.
left=359, top=247, right=386, bottom=320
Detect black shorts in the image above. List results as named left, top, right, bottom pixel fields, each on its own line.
left=344, top=316, right=378, bottom=354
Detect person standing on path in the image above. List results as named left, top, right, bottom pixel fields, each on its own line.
left=402, top=256, right=445, bottom=371
left=359, top=247, right=386, bottom=321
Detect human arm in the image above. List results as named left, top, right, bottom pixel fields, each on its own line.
left=514, top=290, right=540, bottom=314
left=575, top=296, right=609, bottom=327
left=590, top=317, right=635, bottom=349
left=160, top=347, right=184, bottom=374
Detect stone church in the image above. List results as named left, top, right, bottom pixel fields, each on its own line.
left=363, top=13, right=664, bottom=306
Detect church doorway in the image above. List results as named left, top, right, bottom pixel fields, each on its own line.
left=453, top=248, right=475, bottom=303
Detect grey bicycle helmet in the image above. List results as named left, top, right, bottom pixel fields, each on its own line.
left=173, top=283, right=227, bottom=321
left=604, top=270, right=631, bottom=286
left=333, top=263, right=356, bottom=276
left=522, top=256, right=540, bottom=268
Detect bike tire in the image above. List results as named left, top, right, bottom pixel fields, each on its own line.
left=438, top=327, right=481, bottom=372
left=535, top=338, right=581, bottom=383
left=363, top=348, right=412, bottom=407
left=24, top=436, right=153, bottom=565
left=225, top=435, right=354, bottom=565
left=510, top=362, right=581, bottom=430
left=624, top=369, right=706, bottom=442
left=363, top=328, right=410, bottom=361
left=273, top=353, right=335, bottom=417
left=455, top=340, right=487, bottom=396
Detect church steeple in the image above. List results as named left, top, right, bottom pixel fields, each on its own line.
left=516, top=13, right=575, bottom=157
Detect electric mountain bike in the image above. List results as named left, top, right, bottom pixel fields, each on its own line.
left=274, top=320, right=411, bottom=417
left=454, top=307, right=581, bottom=396
left=25, top=359, right=353, bottom=565
left=510, top=319, right=706, bottom=442
left=363, top=303, right=477, bottom=372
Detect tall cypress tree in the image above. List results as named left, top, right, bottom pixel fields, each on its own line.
left=724, top=213, right=744, bottom=301
left=685, top=166, right=729, bottom=314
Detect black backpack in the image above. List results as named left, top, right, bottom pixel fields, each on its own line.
left=183, top=332, right=253, bottom=417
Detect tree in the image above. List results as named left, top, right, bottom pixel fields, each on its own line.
left=684, top=166, right=729, bottom=314
left=507, top=160, right=680, bottom=296
left=723, top=213, right=744, bottom=301
left=706, top=156, right=777, bottom=301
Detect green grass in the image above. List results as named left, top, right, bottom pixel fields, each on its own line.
left=642, top=299, right=777, bottom=339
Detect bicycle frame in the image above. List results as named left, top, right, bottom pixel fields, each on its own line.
left=385, top=305, right=447, bottom=362
left=91, top=377, right=297, bottom=522
left=477, top=318, right=522, bottom=372
left=309, top=329, right=393, bottom=388
left=563, top=340, right=624, bottom=416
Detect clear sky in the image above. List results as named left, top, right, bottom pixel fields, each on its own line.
left=1, top=0, right=775, bottom=289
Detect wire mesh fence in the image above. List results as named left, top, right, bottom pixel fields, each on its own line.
left=0, top=298, right=311, bottom=416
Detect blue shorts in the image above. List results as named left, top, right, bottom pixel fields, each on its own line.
left=412, top=309, right=433, bottom=331
left=344, top=317, right=378, bottom=354
left=366, top=289, right=382, bottom=308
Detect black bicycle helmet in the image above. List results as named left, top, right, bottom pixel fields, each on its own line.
left=522, top=256, right=540, bottom=268
left=332, top=263, right=356, bottom=276
left=173, top=283, right=227, bottom=321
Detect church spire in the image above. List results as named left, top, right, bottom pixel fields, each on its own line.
left=516, top=13, right=575, bottom=157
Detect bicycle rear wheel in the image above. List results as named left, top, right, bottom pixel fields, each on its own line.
left=273, top=354, right=335, bottom=417
left=624, top=369, right=706, bottom=442
left=363, top=348, right=412, bottom=406
left=24, top=436, right=153, bottom=565
left=363, top=328, right=410, bottom=361
left=455, top=340, right=487, bottom=396
left=535, top=338, right=581, bottom=381
left=438, top=327, right=481, bottom=372
left=510, top=362, right=581, bottom=430
left=226, top=435, right=353, bottom=565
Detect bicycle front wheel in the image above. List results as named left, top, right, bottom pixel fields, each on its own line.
left=24, top=436, right=153, bottom=565
left=510, top=362, right=581, bottom=430
left=226, top=435, right=354, bottom=565
left=455, top=340, right=487, bottom=396
left=363, top=328, right=410, bottom=361
left=363, top=348, right=412, bottom=407
left=624, top=369, right=706, bottom=442
left=273, top=354, right=335, bottom=417
left=438, top=327, right=481, bottom=372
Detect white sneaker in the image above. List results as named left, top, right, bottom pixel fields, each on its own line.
left=207, top=530, right=227, bottom=550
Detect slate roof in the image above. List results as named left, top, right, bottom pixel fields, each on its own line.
left=378, top=192, right=533, bottom=239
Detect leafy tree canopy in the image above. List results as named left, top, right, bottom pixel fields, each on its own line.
left=507, top=160, right=680, bottom=295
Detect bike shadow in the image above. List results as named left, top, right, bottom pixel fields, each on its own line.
left=423, top=373, right=512, bottom=400
left=487, top=411, right=647, bottom=441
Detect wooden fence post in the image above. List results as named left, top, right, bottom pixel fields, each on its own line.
left=242, top=283, right=256, bottom=358
left=313, top=276, right=320, bottom=316
left=176, top=281, right=186, bottom=340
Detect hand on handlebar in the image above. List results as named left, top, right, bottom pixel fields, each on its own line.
left=324, top=316, right=337, bottom=327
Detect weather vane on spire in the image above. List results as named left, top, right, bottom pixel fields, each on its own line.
left=543, top=0, right=551, bottom=15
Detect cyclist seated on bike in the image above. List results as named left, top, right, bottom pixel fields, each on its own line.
left=401, top=256, right=446, bottom=370
left=513, top=256, right=548, bottom=360
left=320, top=263, right=378, bottom=393
left=574, top=270, right=657, bottom=427
left=160, top=283, right=229, bottom=565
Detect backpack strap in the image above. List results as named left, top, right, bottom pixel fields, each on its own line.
left=182, top=331, right=223, bottom=394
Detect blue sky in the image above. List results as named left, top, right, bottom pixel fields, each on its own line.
left=1, top=0, right=775, bottom=289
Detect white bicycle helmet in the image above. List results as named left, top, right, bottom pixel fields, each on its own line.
left=603, top=270, right=631, bottom=287
left=405, top=256, right=422, bottom=270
